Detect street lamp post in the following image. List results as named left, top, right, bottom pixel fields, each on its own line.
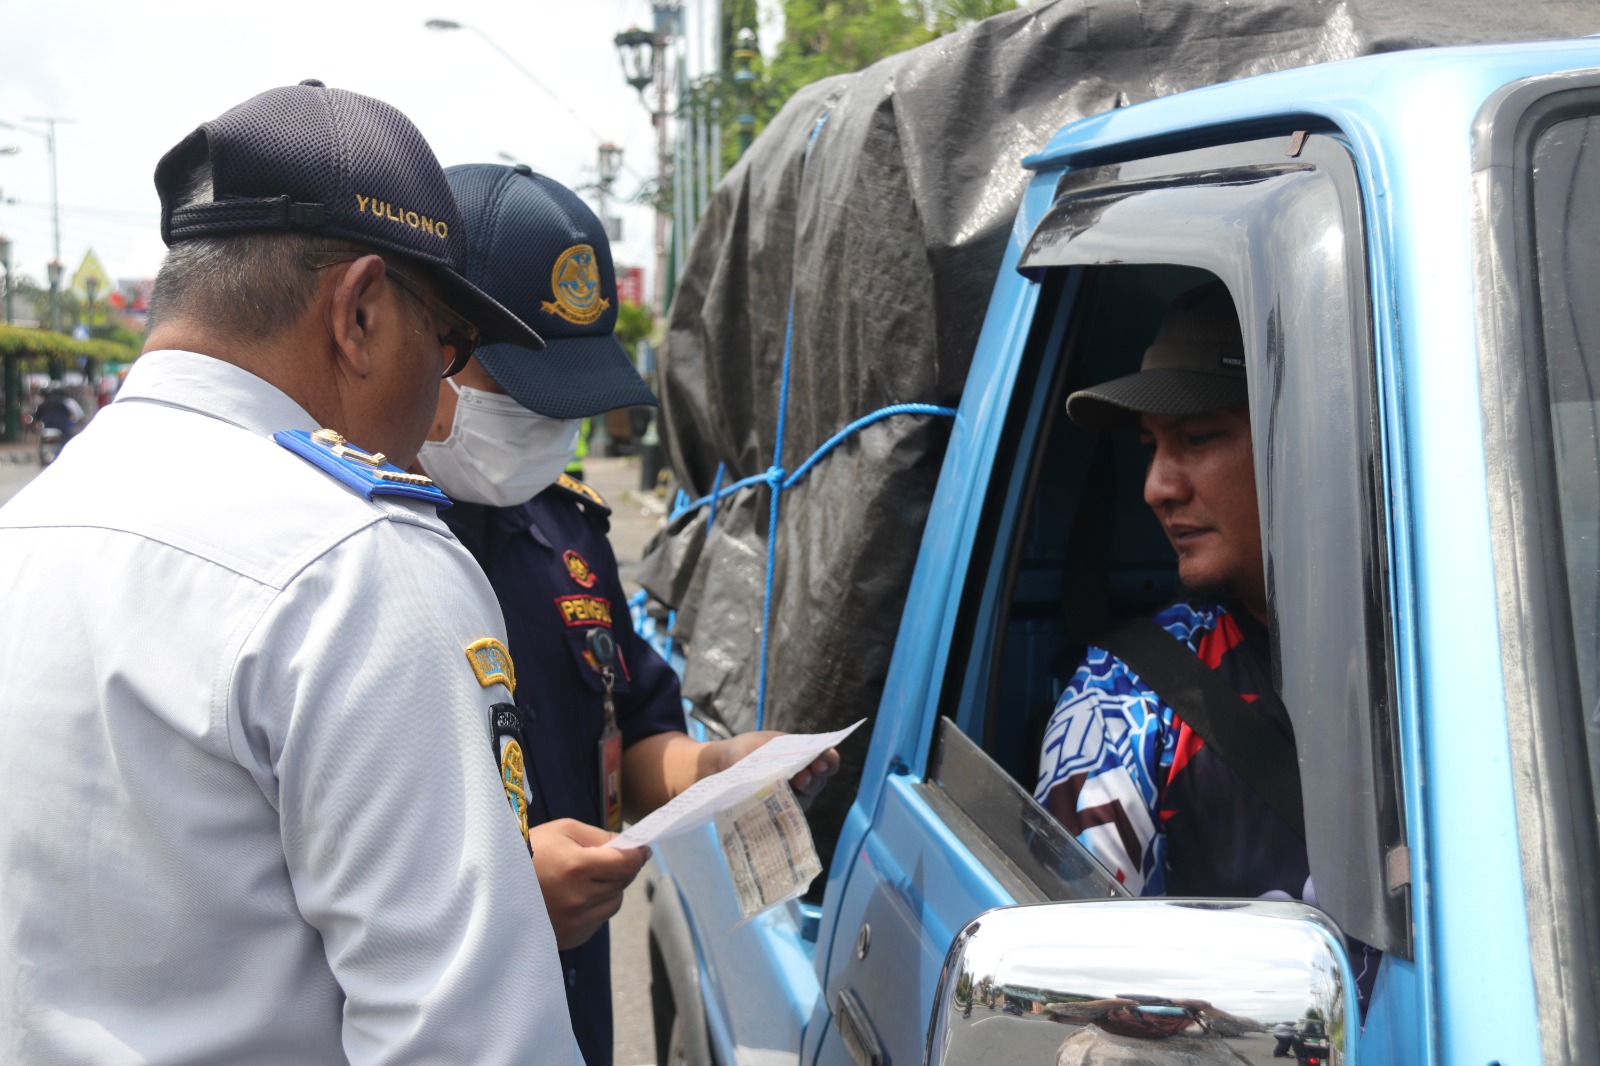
left=614, top=3, right=680, bottom=318
left=0, top=232, right=12, bottom=325
left=5, top=117, right=74, bottom=333
left=45, top=258, right=62, bottom=335
left=0, top=233, right=16, bottom=443
left=84, top=276, right=98, bottom=336
left=733, top=28, right=759, bottom=157
left=596, top=142, right=623, bottom=242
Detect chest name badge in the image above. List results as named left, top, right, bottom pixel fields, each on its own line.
left=556, top=594, right=612, bottom=627
left=466, top=637, right=516, bottom=693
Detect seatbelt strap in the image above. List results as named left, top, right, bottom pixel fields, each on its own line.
left=1094, top=617, right=1306, bottom=840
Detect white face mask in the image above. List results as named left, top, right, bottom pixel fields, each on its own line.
left=417, top=382, right=580, bottom=507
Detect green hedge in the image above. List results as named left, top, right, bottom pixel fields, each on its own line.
left=0, top=324, right=139, bottom=366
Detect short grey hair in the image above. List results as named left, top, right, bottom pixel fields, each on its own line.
left=147, top=159, right=427, bottom=338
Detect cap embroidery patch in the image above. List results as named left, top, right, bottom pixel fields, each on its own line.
left=541, top=245, right=610, bottom=325
left=563, top=549, right=597, bottom=588
left=466, top=637, right=516, bottom=693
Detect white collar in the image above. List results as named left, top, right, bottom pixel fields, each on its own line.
left=114, top=349, right=319, bottom=439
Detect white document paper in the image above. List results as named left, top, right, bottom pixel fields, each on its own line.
left=718, top=781, right=823, bottom=920
left=605, top=719, right=863, bottom=850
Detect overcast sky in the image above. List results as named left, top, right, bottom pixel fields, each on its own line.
left=0, top=0, right=676, bottom=294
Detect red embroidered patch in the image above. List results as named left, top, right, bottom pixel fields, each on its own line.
left=563, top=550, right=597, bottom=588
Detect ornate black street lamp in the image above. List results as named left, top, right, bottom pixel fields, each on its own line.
left=733, top=28, right=759, bottom=156
left=613, top=27, right=657, bottom=93
left=0, top=232, right=15, bottom=442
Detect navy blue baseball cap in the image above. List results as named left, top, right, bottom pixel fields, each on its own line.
left=444, top=163, right=658, bottom=419
left=153, top=80, right=542, bottom=351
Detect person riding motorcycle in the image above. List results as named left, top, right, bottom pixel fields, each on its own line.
left=32, top=387, right=83, bottom=466
left=33, top=388, right=82, bottom=435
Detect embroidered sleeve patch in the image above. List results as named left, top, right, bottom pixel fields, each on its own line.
left=466, top=637, right=516, bottom=693
left=490, top=702, right=532, bottom=851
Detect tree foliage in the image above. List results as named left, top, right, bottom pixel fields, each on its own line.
left=614, top=299, right=656, bottom=359
left=0, top=323, right=138, bottom=366
left=705, top=0, right=1026, bottom=167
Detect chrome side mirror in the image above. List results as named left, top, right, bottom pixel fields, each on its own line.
left=926, top=899, right=1357, bottom=1066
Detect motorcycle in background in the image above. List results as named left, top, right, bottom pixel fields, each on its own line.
left=37, top=426, right=65, bottom=467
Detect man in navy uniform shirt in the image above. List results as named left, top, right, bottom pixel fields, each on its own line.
left=419, top=163, right=838, bottom=1066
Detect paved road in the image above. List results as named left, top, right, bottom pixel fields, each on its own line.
left=951, top=1011, right=1291, bottom=1066
left=0, top=452, right=40, bottom=506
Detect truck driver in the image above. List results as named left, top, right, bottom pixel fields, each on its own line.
left=1032, top=279, right=1379, bottom=1002
left=1032, top=280, right=1298, bottom=901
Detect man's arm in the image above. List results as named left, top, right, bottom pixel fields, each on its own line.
left=528, top=818, right=650, bottom=949
left=598, top=552, right=837, bottom=821
left=1034, top=648, right=1170, bottom=896
left=621, top=729, right=838, bottom=820
left=236, top=521, right=579, bottom=1065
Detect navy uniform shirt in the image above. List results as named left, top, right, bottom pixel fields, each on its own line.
left=443, top=475, right=685, bottom=1066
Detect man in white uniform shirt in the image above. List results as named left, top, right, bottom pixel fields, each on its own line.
left=0, top=81, right=582, bottom=1064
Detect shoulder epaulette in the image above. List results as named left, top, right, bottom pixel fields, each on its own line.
left=550, top=472, right=611, bottom=516
left=275, top=428, right=452, bottom=509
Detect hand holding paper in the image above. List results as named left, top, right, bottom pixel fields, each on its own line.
left=605, top=720, right=862, bottom=850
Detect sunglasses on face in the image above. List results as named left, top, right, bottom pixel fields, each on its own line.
left=307, top=254, right=481, bottom=378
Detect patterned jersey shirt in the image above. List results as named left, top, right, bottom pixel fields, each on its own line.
left=1033, top=602, right=1308, bottom=900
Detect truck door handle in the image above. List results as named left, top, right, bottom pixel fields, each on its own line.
left=834, top=988, right=884, bottom=1066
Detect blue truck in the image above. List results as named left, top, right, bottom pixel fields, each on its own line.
left=639, top=38, right=1600, bottom=1066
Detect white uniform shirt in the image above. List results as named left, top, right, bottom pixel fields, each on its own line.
left=0, top=351, right=581, bottom=1065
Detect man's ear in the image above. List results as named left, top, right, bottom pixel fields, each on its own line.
left=325, top=255, right=391, bottom=379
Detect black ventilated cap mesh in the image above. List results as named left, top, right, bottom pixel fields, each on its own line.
left=1066, top=369, right=1249, bottom=431
left=153, top=82, right=541, bottom=350
left=1066, top=280, right=1247, bottom=431
left=476, top=335, right=657, bottom=419
left=450, top=164, right=508, bottom=282
left=209, top=89, right=341, bottom=210
left=446, top=163, right=654, bottom=417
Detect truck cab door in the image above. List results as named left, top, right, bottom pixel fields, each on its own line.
left=814, top=130, right=1413, bottom=1066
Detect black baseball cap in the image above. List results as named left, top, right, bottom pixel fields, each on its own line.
left=153, top=80, right=542, bottom=351
left=1066, top=280, right=1248, bottom=432
left=445, top=163, right=658, bottom=419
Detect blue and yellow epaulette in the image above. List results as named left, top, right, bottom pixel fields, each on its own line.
left=551, top=472, right=610, bottom=515
left=275, top=428, right=452, bottom=508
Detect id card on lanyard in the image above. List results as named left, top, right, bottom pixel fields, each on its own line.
left=586, top=627, right=624, bottom=833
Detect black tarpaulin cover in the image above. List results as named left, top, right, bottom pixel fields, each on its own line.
left=637, top=0, right=1597, bottom=867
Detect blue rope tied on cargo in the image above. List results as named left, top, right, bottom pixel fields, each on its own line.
left=667, top=405, right=958, bottom=520
left=657, top=108, right=958, bottom=727
left=705, top=463, right=726, bottom=532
